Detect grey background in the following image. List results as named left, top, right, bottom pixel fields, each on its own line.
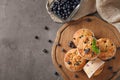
left=0, top=0, right=62, bottom=80
left=0, top=0, right=120, bottom=80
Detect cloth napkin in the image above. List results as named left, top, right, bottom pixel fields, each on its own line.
left=96, top=0, right=120, bottom=32
left=47, top=0, right=120, bottom=32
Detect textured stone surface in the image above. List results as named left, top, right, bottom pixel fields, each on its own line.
left=0, top=0, right=62, bottom=80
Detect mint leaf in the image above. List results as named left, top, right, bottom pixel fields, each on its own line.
left=92, top=38, right=100, bottom=54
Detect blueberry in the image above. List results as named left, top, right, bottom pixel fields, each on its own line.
left=68, top=41, right=76, bottom=48
left=58, top=64, right=62, bottom=68
left=54, top=72, right=59, bottom=76
left=67, top=61, right=71, bottom=64
left=108, top=66, right=113, bottom=70
left=62, top=48, right=67, bottom=52
left=53, top=11, right=57, bottom=14
left=70, top=2, right=73, bottom=5
left=72, top=5, right=76, bottom=9
left=59, top=3, right=63, bottom=6
left=67, top=1, right=70, bottom=4
left=65, top=15, right=68, bottom=18
left=61, top=1, right=65, bottom=4
left=60, top=11, right=63, bottom=14
left=67, top=11, right=71, bottom=15
left=58, top=7, right=60, bottom=10
left=74, top=74, right=79, bottom=78
left=62, top=16, right=65, bottom=19
left=35, top=36, right=39, bottom=40
left=58, top=14, right=62, bottom=18
left=56, top=43, right=61, bottom=46
left=57, top=0, right=61, bottom=2
left=57, top=11, right=60, bottom=14
left=67, top=5, right=70, bottom=9
left=62, top=13, right=65, bottom=16
left=53, top=2, right=58, bottom=5
left=63, top=0, right=67, bottom=2
left=52, top=6, right=57, bottom=10
left=44, top=26, right=49, bottom=30
left=84, top=48, right=90, bottom=54
left=62, top=5, right=66, bottom=10
left=76, top=0, right=81, bottom=3
left=64, top=10, right=67, bottom=13
left=42, top=49, right=48, bottom=53
left=67, top=8, right=70, bottom=11
left=74, top=2, right=78, bottom=5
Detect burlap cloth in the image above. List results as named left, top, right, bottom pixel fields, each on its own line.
left=47, top=0, right=120, bottom=32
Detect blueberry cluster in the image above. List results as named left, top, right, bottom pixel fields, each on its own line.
left=51, top=0, right=81, bottom=20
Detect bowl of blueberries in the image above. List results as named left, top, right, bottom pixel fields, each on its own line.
left=46, top=0, right=82, bottom=23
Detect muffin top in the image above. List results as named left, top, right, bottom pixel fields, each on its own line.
left=97, top=38, right=116, bottom=60
left=73, top=29, right=94, bottom=46
left=64, top=49, right=87, bottom=72
left=77, top=36, right=100, bottom=60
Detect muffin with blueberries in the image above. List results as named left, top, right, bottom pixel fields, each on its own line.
left=64, top=49, right=87, bottom=72
left=97, top=38, right=116, bottom=60
left=77, top=36, right=100, bottom=60
left=73, top=29, right=94, bottom=46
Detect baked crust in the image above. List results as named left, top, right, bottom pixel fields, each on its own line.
left=97, top=38, right=116, bottom=60
left=64, top=49, right=87, bottom=72
left=73, top=29, right=94, bottom=46
left=77, top=36, right=99, bottom=60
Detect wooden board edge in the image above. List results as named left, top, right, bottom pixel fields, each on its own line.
left=51, top=23, right=70, bottom=80
left=112, top=70, right=120, bottom=80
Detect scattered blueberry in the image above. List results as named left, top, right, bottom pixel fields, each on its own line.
left=117, top=47, right=120, bottom=50
left=62, top=48, right=67, bottom=53
left=48, top=40, right=53, bottom=43
left=44, top=26, right=49, bottom=30
left=74, top=74, right=79, bottom=78
left=86, top=18, right=92, bottom=22
left=58, top=64, right=62, bottom=68
left=105, top=59, right=111, bottom=62
left=42, top=49, right=48, bottom=53
left=56, top=43, right=61, bottom=46
left=35, top=36, right=39, bottom=40
left=108, top=66, right=113, bottom=71
left=112, top=56, right=116, bottom=60
left=113, top=71, right=117, bottom=75
left=67, top=61, right=71, bottom=64
left=68, top=41, right=76, bottom=48
left=54, top=72, right=59, bottom=76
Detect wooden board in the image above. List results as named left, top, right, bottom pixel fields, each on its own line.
left=52, top=16, right=120, bottom=80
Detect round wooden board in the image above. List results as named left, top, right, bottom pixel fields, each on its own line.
left=52, top=16, right=120, bottom=80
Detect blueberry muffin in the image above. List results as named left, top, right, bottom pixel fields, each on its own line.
left=73, top=29, right=94, bottom=46
left=64, top=49, right=87, bottom=72
left=77, top=36, right=100, bottom=60
left=97, top=38, right=116, bottom=60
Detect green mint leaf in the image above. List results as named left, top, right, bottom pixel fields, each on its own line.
left=92, top=38, right=100, bottom=54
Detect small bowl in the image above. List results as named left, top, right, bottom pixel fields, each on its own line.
left=46, top=0, right=83, bottom=23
